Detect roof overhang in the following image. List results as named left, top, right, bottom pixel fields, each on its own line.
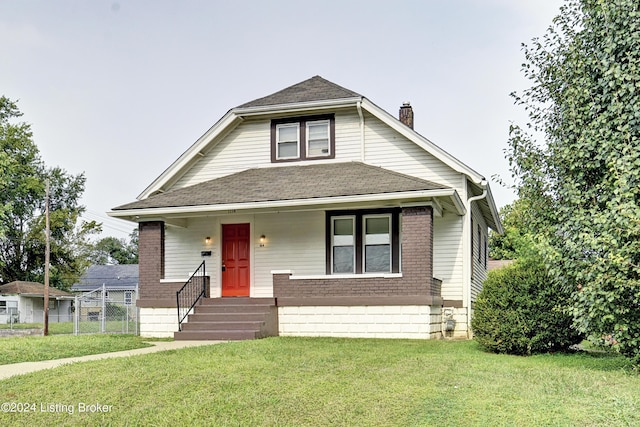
left=109, top=189, right=465, bottom=223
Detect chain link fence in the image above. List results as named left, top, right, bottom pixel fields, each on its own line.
left=74, top=284, right=139, bottom=335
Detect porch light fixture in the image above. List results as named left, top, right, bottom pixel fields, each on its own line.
left=205, top=236, right=211, bottom=244
left=259, top=235, right=266, bottom=247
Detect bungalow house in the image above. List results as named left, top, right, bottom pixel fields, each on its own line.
left=0, top=281, right=74, bottom=324
left=109, top=76, right=502, bottom=340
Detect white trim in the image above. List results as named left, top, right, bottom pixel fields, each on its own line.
left=275, top=122, right=300, bottom=160
left=288, top=273, right=403, bottom=280
left=305, top=119, right=331, bottom=158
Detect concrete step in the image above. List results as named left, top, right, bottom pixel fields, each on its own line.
left=174, top=297, right=278, bottom=341
left=187, top=312, right=267, bottom=322
left=194, top=304, right=273, bottom=314
left=180, top=321, right=264, bottom=331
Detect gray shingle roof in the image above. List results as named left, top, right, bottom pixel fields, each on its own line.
left=114, top=162, right=447, bottom=211
left=71, top=265, right=139, bottom=292
left=237, top=76, right=361, bottom=108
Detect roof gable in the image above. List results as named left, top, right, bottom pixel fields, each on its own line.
left=237, top=76, right=361, bottom=109
left=112, top=76, right=502, bottom=232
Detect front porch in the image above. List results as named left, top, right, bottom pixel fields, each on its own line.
left=136, top=204, right=459, bottom=339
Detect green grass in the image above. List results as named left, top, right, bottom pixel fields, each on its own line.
left=0, top=320, right=138, bottom=335
left=0, top=334, right=152, bottom=365
left=0, top=338, right=638, bottom=426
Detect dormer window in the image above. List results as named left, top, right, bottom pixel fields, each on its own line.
left=276, top=123, right=300, bottom=159
left=271, top=114, right=335, bottom=162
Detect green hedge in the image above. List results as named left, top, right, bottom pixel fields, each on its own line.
left=472, top=257, right=582, bottom=355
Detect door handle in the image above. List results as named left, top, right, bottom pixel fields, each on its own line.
left=222, top=261, right=226, bottom=272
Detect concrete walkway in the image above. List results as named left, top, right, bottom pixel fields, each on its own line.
left=0, top=340, right=224, bottom=380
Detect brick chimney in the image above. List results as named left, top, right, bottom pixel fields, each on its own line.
left=399, top=102, right=414, bottom=129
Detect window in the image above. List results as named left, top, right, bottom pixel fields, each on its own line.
left=276, top=123, right=299, bottom=159
left=124, top=291, right=133, bottom=306
left=477, top=224, right=482, bottom=262
left=271, top=114, right=335, bottom=162
left=331, top=216, right=355, bottom=273
left=364, top=215, right=391, bottom=273
left=0, top=301, right=5, bottom=315
left=306, top=120, right=330, bottom=157
left=327, top=210, right=400, bottom=274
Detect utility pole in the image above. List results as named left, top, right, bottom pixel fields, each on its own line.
left=43, top=180, right=50, bottom=336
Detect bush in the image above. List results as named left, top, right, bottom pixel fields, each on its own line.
left=472, top=257, right=582, bottom=355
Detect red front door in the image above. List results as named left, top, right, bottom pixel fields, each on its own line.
left=221, top=223, right=250, bottom=297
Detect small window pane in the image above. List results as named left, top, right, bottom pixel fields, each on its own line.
left=333, top=246, right=355, bottom=273
left=334, top=218, right=353, bottom=235
left=366, top=217, right=389, bottom=234
left=278, top=141, right=298, bottom=158
left=308, top=123, right=328, bottom=139
left=278, top=125, right=298, bottom=142
left=308, top=139, right=329, bottom=156
left=365, top=245, right=391, bottom=272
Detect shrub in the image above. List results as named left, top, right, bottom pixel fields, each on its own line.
left=472, top=256, right=582, bottom=355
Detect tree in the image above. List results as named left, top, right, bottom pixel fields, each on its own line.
left=0, top=96, right=100, bottom=290
left=89, top=230, right=139, bottom=265
left=489, top=199, right=531, bottom=260
left=507, top=0, right=640, bottom=363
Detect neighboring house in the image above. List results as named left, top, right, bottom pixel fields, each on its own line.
left=109, top=76, right=502, bottom=340
left=71, top=265, right=139, bottom=320
left=0, top=281, right=73, bottom=324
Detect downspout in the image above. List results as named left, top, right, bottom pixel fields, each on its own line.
left=357, top=100, right=365, bottom=162
left=465, top=179, right=487, bottom=338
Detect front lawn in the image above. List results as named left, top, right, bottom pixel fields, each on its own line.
left=0, top=334, right=151, bottom=365
left=0, top=338, right=637, bottom=426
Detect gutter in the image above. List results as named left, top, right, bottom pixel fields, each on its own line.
left=357, top=100, right=365, bottom=162
left=464, top=179, right=488, bottom=339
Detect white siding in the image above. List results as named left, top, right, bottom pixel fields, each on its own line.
left=165, top=218, right=219, bottom=281
left=470, top=203, right=489, bottom=302
left=173, top=119, right=272, bottom=189
left=433, top=212, right=464, bottom=301
left=254, top=211, right=326, bottom=296
left=362, top=111, right=462, bottom=190
left=333, top=110, right=363, bottom=161
left=169, top=109, right=463, bottom=196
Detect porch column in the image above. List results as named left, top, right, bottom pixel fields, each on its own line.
left=138, top=221, right=165, bottom=299
left=401, top=206, right=434, bottom=292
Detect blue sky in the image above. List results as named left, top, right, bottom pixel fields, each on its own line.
left=1, top=0, right=564, bottom=238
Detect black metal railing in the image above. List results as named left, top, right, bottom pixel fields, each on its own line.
left=176, top=261, right=206, bottom=331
